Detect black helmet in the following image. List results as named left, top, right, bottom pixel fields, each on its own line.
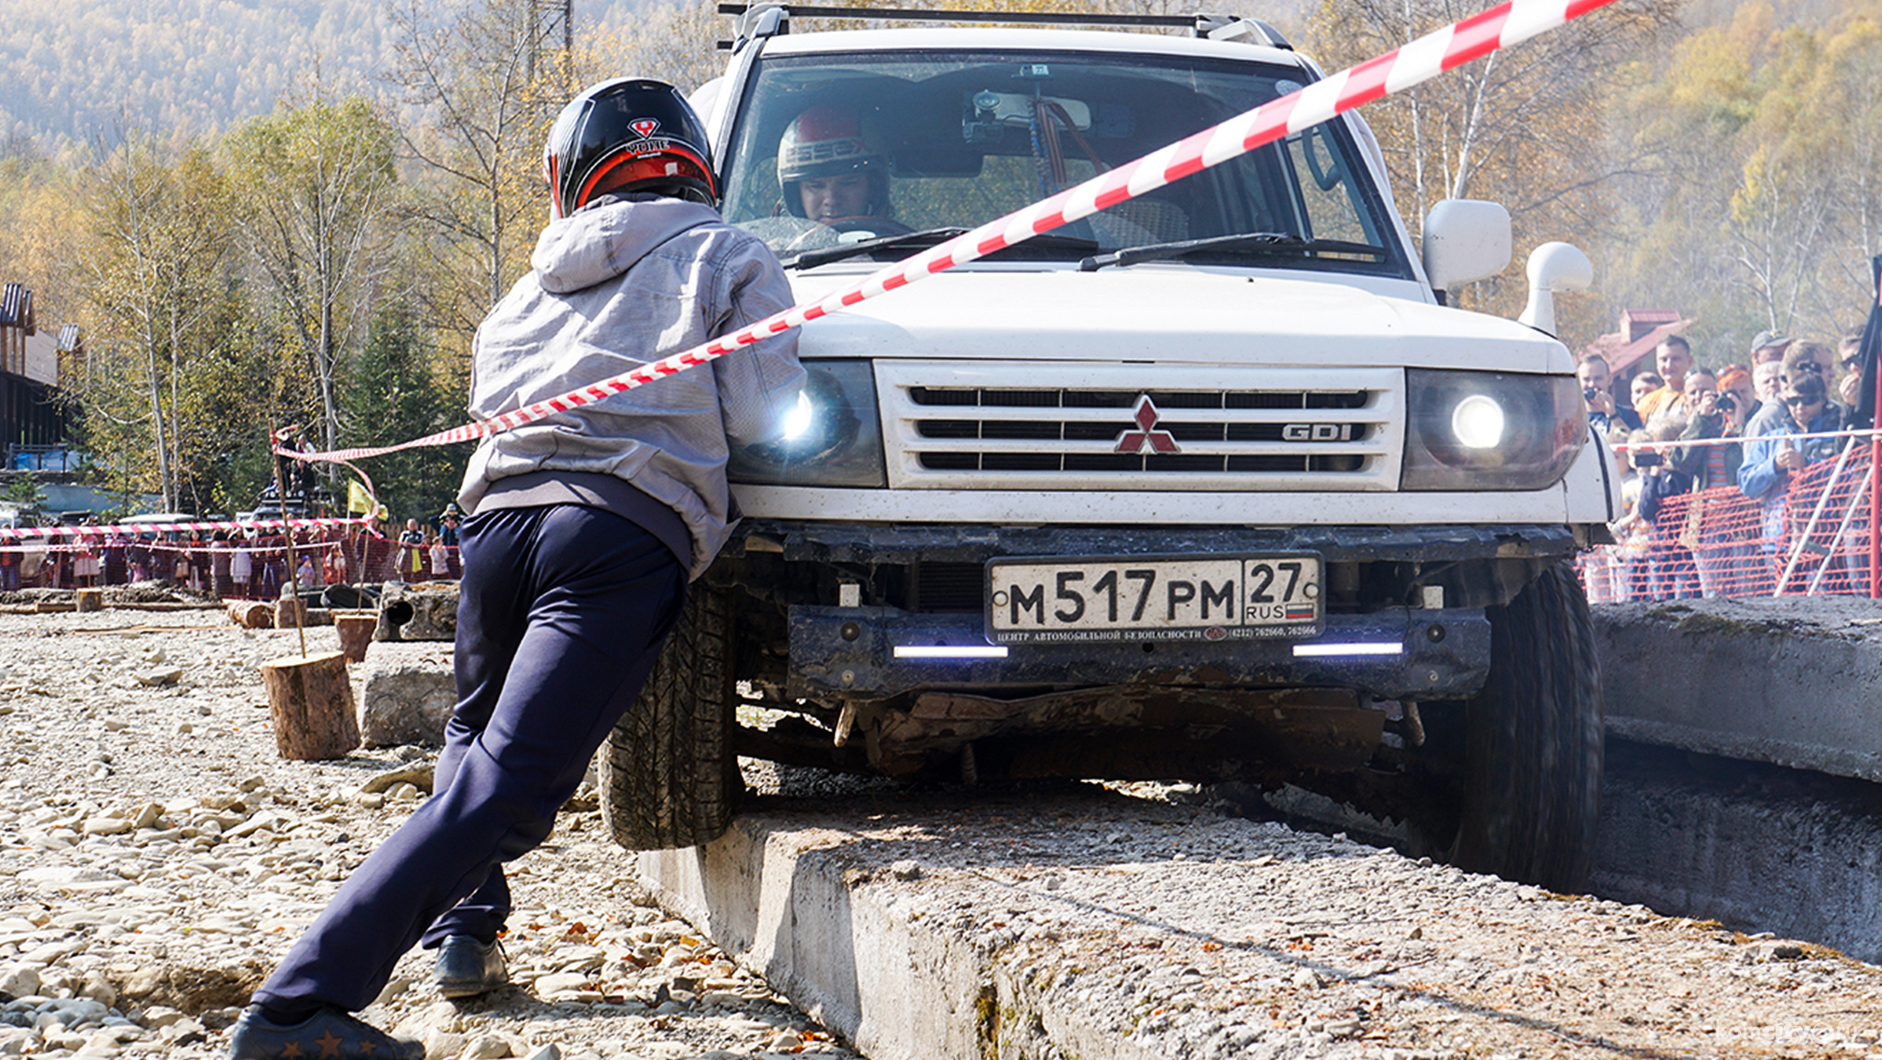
left=544, top=78, right=717, bottom=219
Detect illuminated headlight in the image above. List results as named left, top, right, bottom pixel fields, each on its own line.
left=1402, top=369, right=1584, bottom=491
left=729, top=360, right=887, bottom=487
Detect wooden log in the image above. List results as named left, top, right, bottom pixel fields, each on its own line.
left=260, top=650, right=361, bottom=760
left=334, top=612, right=377, bottom=663
left=275, top=597, right=307, bottom=629
left=74, top=589, right=104, bottom=613
left=33, top=600, right=76, bottom=614
left=226, top=600, right=273, bottom=629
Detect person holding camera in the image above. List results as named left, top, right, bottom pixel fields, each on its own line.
left=1578, top=353, right=1641, bottom=435
left=1670, top=368, right=1755, bottom=596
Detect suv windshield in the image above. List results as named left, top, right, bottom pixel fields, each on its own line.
left=722, top=48, right=1406, bottom=274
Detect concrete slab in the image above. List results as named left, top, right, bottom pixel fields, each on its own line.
left=639, top=786, right=1879, bottom=1060
left=1592, top=596, right=1882, bottom=782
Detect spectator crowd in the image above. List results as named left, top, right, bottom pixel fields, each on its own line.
left=0, top=504, right=466, bottom=597
left=1579, top=327, right=1874, bottom=601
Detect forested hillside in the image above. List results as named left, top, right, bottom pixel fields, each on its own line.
left=0, top=0, right=386, bottom=145
left=1, top=0, right=1310, bottom=150
left=0, top=0, right=670, bottom=148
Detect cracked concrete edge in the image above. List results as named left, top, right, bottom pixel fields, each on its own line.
left=1592, top=601, right=1882, bottom=783
left=638, top=817, right=1159, bottom=1060
left=1603, top=715, right=1882, bottom=783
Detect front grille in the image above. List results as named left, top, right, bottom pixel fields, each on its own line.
left=878, top=362, right=1402, bottom=491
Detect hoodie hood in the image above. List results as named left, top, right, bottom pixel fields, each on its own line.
left=531, top=194, right=723, bottom=294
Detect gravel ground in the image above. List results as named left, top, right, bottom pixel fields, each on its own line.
left=3, top=599, right=1881, bottom=1060
left=0, top=603, right=858, bottom=1060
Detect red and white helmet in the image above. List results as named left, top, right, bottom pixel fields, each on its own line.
left=776, top=104, right=890, bottom=218
left=543, top=78, right=717, bottom=219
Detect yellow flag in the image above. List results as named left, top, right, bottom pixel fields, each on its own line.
left=347, top=479, right=372, bottom=514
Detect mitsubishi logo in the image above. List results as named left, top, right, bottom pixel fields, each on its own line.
left=1115, top=395, right=1181, bottom=454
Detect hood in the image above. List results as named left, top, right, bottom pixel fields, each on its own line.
left=531, top=195, right=722, bottom=294
left=786, top=265, right=1571, bottom=374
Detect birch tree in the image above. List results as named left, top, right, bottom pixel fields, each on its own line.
left=77, top=137, right=234, bottom=511
left=224, top=96, right=399, bottom=455
left=388, top=0, right=562, bottom=346
left=1303, top=0, right=1677, bottom=327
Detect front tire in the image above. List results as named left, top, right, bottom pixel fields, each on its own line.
left=1448, top=562, right=1604, bottom=891
left=597, top=585, right=740, bottom=850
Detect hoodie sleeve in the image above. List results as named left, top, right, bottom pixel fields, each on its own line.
left=709, top=233, right=808, bottom=446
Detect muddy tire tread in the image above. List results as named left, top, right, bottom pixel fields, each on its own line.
left=598, top=586, right=736, bottom=851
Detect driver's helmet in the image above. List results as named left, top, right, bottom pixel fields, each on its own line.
left=777, top=104, right=891, bottom=219
left=544, top=78, right=718, bottom=219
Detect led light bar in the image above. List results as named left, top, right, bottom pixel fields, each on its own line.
left=893, top=645, right=1011, bottom=659
left=1291, top=642, right=1405, bottom=658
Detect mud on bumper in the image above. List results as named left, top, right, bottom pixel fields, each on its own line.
left=789, top=604, right=1491, bottom=700
left=720, top=520, right=1583, bottom=704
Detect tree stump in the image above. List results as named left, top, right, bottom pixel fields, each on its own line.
left=261, top=651, right=361, bottom=760
left=275, top=597, right=307, bottom=630
left=75, top=589, right=104, bottom=613
left=227, top=601, right=273, bottom=629
left=334, top=612, right=377, bottom=663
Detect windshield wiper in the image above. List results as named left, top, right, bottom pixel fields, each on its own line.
left=1076, top=232, right=1386, bottom=272
left=783, top=227, right=968, bottom=270
left=784, top=227, right=1102, bottom=269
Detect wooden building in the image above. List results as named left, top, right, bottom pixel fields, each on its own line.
left=0, top=282, right=74, bottom=467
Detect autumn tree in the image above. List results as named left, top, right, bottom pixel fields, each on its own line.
left=224, top=95, right=401, bottom=455
left=388, top=0, right=565, bottom=358
left=0, top=143, right=86, bottom=332
left=76, top=135, right=239, bottom=512
left=1301, top=0, right=1677, bottom=335
left=1605, top=3, right=1882, bottom=358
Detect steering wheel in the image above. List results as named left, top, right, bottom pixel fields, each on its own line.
left=786, top=216, right=913, bottom=251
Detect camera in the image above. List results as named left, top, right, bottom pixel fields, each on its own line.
left=1632, top=451, right=1662, bottom=468
left=1716, top=392, right=1737, bottom=413
left=1582, top=387, right=1601, bottom=402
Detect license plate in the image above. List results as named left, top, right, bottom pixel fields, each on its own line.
left=985, top=553, right=1323, bottom=644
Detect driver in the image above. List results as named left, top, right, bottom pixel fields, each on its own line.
left=778, top=103, right=903, bottom=230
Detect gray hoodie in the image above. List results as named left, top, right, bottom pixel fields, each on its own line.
left=457, top=194, right=805, bottom=578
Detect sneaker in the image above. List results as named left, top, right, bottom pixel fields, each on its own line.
left=435, top=934, right=510, bottom=999
left=227, top=1005, right=423, bottom=1060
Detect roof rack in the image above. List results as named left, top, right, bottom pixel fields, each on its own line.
left=717, top=4, right=1291, bottom=50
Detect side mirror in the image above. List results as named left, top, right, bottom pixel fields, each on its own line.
left=1516, top=242, right=1594, bottom=337
left=1422, top=199, right=1511, bottom=292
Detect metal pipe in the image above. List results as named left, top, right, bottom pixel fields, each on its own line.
left=1776, top=438, right=1855, bottom=596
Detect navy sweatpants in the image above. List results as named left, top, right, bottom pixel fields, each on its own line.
left=253, top=504, right=686, bottom=1012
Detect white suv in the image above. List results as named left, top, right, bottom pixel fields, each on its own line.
left=597, top=5, right=1621, bottom=892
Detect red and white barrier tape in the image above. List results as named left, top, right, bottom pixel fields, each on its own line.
left=275, top=0, right=1619, bottom=467
left=0, top=516, right=366, bottom=543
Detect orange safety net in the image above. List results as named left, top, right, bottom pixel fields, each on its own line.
left=1579, top=437, right=1877, bottom=600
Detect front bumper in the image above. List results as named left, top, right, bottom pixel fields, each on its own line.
left=788, top=604, right=1491, bottom=701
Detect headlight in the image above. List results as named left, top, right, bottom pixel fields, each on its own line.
left=729, top=360, right=887, bottom=487
left=1402, top=369, right=1584, bottom=491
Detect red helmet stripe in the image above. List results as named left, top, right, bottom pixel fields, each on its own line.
left=574, top=144, right=716, bottom=212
